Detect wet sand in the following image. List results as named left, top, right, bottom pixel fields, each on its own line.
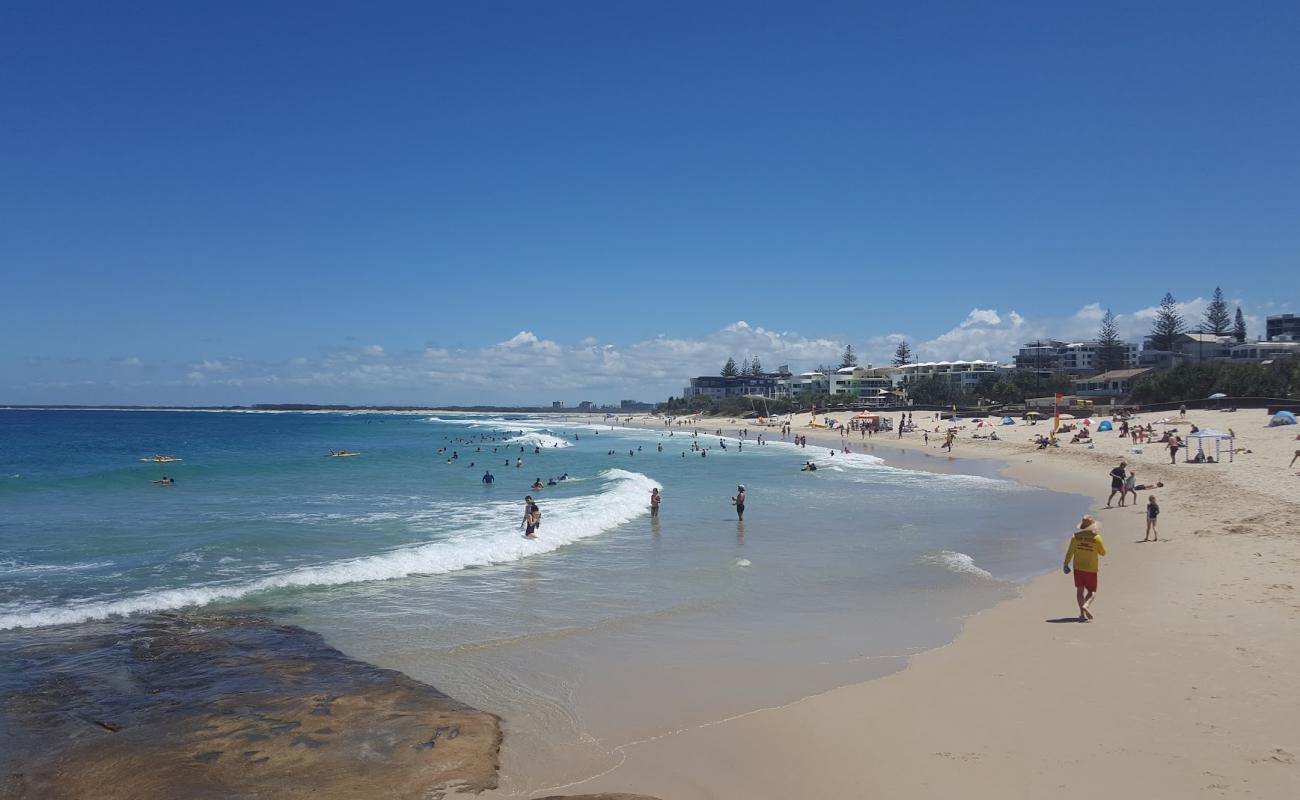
left=558, top=410, right=1300, bottom=799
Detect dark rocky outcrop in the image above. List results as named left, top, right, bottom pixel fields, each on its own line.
left=0, top=612, right=500, bottom=799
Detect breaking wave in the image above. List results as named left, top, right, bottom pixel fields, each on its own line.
left=924, top=550, right=994, bottom=580
left=0, top=469, right=658, bottom=631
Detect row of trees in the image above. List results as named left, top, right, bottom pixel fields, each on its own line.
left=719, top=345, right=864, bottom=377
left=1092, top=288, right=1249, bottom=373
left=720, top=356, right=765, bottom=378
left=1146, top=288, right=1247, bottom=353
left=1131, top=360, right=1299, bottom=403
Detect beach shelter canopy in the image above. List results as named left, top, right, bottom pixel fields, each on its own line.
left=1208, top=392, right=1227, bottom=399
left=1098, top=420, right=1113, bottom=431
left=1270, top=410, right=1297, bottom=426
left=1057, top=413, right=1076, bottom=420
left=853, top=413, right=880, bottom=419
left=1001, top=416, right=1015, bottom=425
left=1185, top=429, right=1235, bottom=462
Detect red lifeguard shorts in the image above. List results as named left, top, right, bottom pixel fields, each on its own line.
left=1073, top=569, right=1098, bottom=592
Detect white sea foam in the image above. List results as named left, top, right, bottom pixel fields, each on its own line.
left=925, top=550, right=994, bottom=580
left=0, top=559, right=118, bottom=575
left=505, top=432, right=574, bottom=450
left=0, top=469, right=658, bottom=631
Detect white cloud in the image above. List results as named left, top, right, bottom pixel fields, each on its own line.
left=190, top=359, right=235, bottom=372
left=10, top=296, right=1290, bottom=406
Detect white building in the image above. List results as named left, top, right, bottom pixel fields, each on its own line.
left=1229, top=341, right=1299, bottom=362
left=895, top=360, right=1002, bottom=391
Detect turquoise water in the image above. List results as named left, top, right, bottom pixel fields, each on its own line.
left=0, top=409, right=1086, bottom=791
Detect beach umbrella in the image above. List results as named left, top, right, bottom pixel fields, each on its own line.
left=1208, top=392, right=1227, bottom=399
left=1057, top=413, right=1076, bottom=420
left=1025, top=411, right=1042, bottom=418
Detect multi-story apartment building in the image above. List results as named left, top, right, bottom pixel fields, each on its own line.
left=895, top=360, right=1003, bottom=391
left=1267, top=314, right=1300, bottom=342
left=1014, top=339, right=1137, bottom=374
left=682, top=367, right=794, bottom=400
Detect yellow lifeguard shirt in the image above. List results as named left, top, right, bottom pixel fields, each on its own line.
left=1064, top=533, right=1106, bottom=572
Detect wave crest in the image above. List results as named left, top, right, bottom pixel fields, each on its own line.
left=0, top=469, right=658, bottom=631
left=924, top=550, right=994, bottom=580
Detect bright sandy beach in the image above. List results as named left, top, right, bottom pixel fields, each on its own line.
left=533, top=407, right=1300, bottom=799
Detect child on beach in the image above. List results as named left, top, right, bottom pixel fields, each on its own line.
left=1143, top=496, right=1160, bottom=542
left=1064, top=516, right=1106, bottom=621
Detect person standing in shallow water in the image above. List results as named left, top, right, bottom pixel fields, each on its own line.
left=650, top=487, right=661, bottom=519
left=731, top=484, right=746, bottom=521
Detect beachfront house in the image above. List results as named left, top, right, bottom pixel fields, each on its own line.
left=1142, top=332, right=1234, bottom=366
left=1071, top=368, right=1154, bottom=400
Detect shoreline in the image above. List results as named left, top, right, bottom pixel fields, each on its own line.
left=546, top=410, right=1300, bottom=799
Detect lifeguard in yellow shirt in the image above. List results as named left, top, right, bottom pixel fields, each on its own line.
left=1064, top=516, right=1106, bottom=621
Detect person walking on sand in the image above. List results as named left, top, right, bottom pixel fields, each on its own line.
left=1105, top=461, right=1127, bottom=507
left=1143, top=495, right=1160, bottom=541
left=731, top=484, right=746, bottom=521
left=1064, top=516, right=1106, bottom=621
left=1168, top=434, right=1181, bottom=465
left=650, top=487, right=661, bottom=519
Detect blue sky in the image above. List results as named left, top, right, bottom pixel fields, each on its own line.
left=2, top=1, right=1296, bottom=405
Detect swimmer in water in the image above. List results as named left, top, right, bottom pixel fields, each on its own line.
left=521, top=495, right=539, bottom=538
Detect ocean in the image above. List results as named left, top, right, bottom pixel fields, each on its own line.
left=0, top=409, right=1087, bottom=792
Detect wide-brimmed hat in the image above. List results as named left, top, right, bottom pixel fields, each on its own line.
left=737, top=484, right=745, bottom=490
left=1075, top=516, right=1100, bottom=533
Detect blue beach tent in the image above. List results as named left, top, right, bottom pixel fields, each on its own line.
left=1001, top=416, right=1015, bottom=425
left=1269, top=410, right=1297, bottom=426
left=1098, top=420, right=1113, bottom=432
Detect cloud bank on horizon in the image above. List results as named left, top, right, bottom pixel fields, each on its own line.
left=5, top=298, right=1282, bottom=406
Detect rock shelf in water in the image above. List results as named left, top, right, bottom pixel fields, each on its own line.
left=0, top=611, right=501, bottom=799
